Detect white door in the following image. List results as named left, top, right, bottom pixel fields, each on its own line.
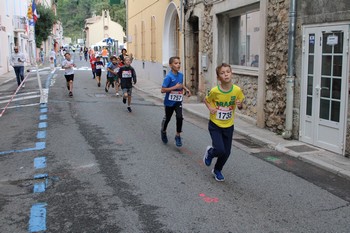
left=300, top=25, right=349, bottom=154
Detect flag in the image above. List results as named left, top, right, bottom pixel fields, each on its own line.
left=32, top=0, right=38, bottom=23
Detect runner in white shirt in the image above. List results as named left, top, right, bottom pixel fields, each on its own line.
left=61, top=52, right=76, bottom=97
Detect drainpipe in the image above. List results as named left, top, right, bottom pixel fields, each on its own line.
left=180, top=0, right=186, bottom=84
left=282, top=0, right=296, bottom=139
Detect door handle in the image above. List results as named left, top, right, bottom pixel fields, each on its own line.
left=315, top=86, right=329, bottom=95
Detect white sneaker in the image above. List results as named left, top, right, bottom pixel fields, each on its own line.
left=116, top=93, right=120, bottom=97
left=22, top=83, right=25, bottom=88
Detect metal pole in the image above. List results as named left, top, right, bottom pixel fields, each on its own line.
left=282, top=0, right=296, bottom=139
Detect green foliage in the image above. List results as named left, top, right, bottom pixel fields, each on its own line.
left=35, top=4, right=57, bottom=48
left=56, top=0, right=125, bottom=39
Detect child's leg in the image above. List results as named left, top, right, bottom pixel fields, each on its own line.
left=213, top=124, right=234, bottom=171
left=174, top=103, right=183, bottom=136
left=208, top=121, right=225, bottom=159
left=69, top=80, right=73, bottom=92
left=161, top=106, right=175, bottom=132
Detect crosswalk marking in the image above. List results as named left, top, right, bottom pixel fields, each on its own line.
left=0, top=94, right=40, bottom=104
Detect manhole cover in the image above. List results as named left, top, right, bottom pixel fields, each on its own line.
left=286, top=145, right=318, bottom=153
left=234, top=138, right=262, bottom=148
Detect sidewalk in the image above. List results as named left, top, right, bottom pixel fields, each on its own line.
left=134, top=77, right=350, bottom=181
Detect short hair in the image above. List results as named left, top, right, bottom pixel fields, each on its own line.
left=216, top=63, right=232, bottom=76
left=121, top=48, right=127, bottom=53
left=110, top=55, right=117, bottom=60
left=169, top=56, right=180, bottom=64
left=64, top=52, right=70, bottom=56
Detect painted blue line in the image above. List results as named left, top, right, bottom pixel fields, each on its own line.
left=33, top=182, right=46, bottom=193
left=34, top=173, right=48, bottom=179
left=36, top=142, right=46, bottom=150
left=38, top=122, right=47, bottom=128
left=40, top=108, right=48, bottom=113
left=0, top=143, right=46, bottom=155
left=28, top=203, right=47, bottom=232
left=36, top=131, right=46, bottom=139
left=34, top=157, right=47, bottom=169
left=40, top=103, right=47, bottom=108
left=39, top=114, right=47, bottom=120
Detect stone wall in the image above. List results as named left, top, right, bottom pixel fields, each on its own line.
left=265, top=0, right=290, bottom=133
left=233, top=74, right=258, bottom=119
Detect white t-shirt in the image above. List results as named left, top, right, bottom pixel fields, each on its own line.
left=62, top=59, right=75, bottom=75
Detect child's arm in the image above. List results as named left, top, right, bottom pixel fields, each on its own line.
left=204, top=98, right=217, bottom=115
left=161, top=83, right=183, bottom=93
left=183, top=85, right=192, bottom=97
left=236, top=99, right=243, bottom=110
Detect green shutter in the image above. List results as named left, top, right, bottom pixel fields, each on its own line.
left=110, top=0, right=121, bottom=4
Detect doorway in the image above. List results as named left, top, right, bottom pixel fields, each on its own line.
left=300, top=24, right=349, bottom=154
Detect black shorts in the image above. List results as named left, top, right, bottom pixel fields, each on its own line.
left=65, top=74, right=74, bottom=82
left=95, top=70, right=102, bottom=77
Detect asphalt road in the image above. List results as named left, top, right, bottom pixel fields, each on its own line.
left=1, top=57, right=350, bottom=233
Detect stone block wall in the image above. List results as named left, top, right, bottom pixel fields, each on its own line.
left=265, top=0, right=290, bottom=134
left=233, top=74, right=258, bottom=119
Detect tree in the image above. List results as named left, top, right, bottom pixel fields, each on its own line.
left=35, top=4, right=57, bottom=48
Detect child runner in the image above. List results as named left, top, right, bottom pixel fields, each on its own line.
left=203, top=63, right=244, bottom=182
left=106, top=55, right=120, bottom=96
left=160, top=56, right=191, bottom=147
left=89, top=53, right=96, bottom=79
left=94, top=55, right=104, bottom=87
left=61, top=52, right=76, bottom=97
left=117, top=56, right=136, bottom=112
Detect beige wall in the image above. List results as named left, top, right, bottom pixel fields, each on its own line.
left=127, top=0, right=181, bottom=63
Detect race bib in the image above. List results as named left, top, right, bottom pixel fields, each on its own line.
left=216, top=107, right=232, bottom=120
left=122, top=70, right=132, bottom=78
left=169, top=91, right=183, bottom=102
left=96, top=65, right=103, bottom=69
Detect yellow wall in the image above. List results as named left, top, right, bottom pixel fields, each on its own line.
left=127, top=0, right=181, bottom=63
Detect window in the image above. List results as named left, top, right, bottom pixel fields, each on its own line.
left=229, top=10, right=260, bottom=68
left=134, top=25, right=137, bottom=58
left=141, top=21, right=145, bottom=60
left=151, top=16, right=156, bottom=61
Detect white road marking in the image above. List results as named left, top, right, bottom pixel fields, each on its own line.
left=0, top=94, right=40, bottom=104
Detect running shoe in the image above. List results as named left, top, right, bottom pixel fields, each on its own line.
left=69, top=91, right=73, bottom=97
left=123, top=98, right=126, bottom=104
left=212, top=169, right=225, bottom=182
left=98, top=82, right=101, bottom=87
left=175, top=135, right=182, bottom=147
left=116, top=93, right=120, bottom=97
left=203, top=146, right=213, bottom=166
left=161, top=130, right=168, bottom=144
left=105, top=87, right=108, bottom=92
left=127, top=107, right=132, bottom=112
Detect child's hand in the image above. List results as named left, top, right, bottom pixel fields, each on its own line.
left=186, top=90, right=192, bottom=97
left=209, top=107, right=217, bottom=115
left=236, top=99, right=242, bottom=109
left=174, top=83, right=183, bottom=89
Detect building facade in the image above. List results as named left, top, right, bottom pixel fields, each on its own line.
left=84, top=10, right=125, bottom=52
left=0, top=0, right=30, bottom=75
left=127, top=0, right=184, bottom=86
left=0, top=0, right=62, bottom=75
left=127, top=0, right=350, bottom=156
